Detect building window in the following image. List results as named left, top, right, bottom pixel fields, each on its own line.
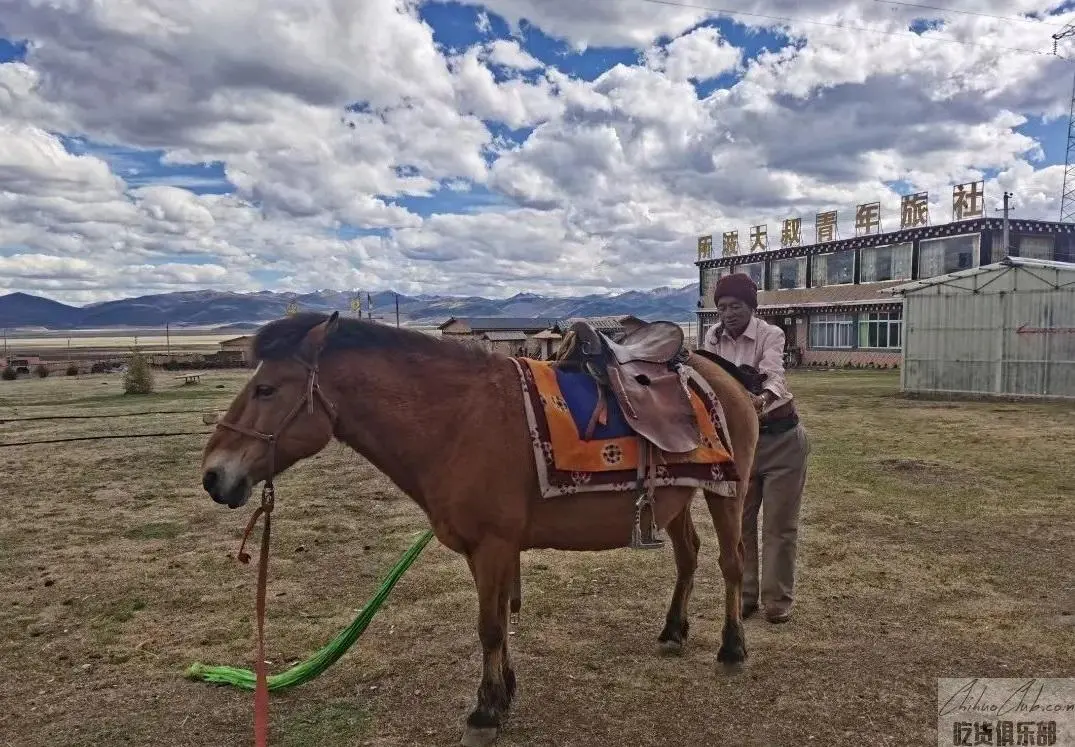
left=858, top=311, right=902, bottom=349
left=860, top=242, right=912, bottom=283
left=770, top=257, right=807, bottom=290
left=808, top=313, right=855, bottom=348
left=1017, top=235, right=1054, bottom=261
left=919, top=234, right=978, bottom=278
left=700, top=266, right=736, bottom=306
left=700, top=267, right=720, bottom=305
left=811, top=250, right=855, bottom=286
left=735, top=262, right=765, bottom=289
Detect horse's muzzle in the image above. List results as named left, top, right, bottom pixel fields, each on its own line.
left=202, top=467, right=251, bottom=509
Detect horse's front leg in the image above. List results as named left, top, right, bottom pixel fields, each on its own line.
left=461, top=537, right=517, bottom=747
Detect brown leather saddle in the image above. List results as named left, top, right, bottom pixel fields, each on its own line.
left=555, top=319, right=700, bottom=454
left=551, top=319, right=701, bottom=550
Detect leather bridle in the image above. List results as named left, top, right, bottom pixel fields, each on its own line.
left=216, top=354, right=339, bottom=482
left=212, top=353, right=338, bottom=747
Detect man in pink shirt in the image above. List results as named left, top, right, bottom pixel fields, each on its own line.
left=701, top=273, right=811, bottom=624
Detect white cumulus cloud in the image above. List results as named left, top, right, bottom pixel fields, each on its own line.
left=0, top=0, right=1072, bottom=303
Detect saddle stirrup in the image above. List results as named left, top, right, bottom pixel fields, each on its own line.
left=630, top=440, right=665, bottom=550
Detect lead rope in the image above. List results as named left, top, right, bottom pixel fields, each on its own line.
left=236, top=430, right=276, bottom=747
left=215, top=356, right=332, bottom=747
left=237, top=476, right=274, bottom=747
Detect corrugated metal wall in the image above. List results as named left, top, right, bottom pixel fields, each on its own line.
left=901, top=264, right=1075, bottom=398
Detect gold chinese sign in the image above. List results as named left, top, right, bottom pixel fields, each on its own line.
left=815, top=210, right=838, bottom=243
left=781, top=218, right=802, bottom=248
left=697, top=235, right=713, bottom=261
left=696, top=181, right=987, bottom=260
left=855, top=202, right=881, bottom=236
left=722, top=231, right=740, bottom=257
left=285, top=301, right=299, bottom=316
left=952, top=181, right=984, bottom=220
left=901, top=192, right=929, bottom=228
left=749, top=224, right=768, bottom=252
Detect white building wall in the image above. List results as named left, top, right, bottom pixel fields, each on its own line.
left=899, top=261, right=1075, bottom=399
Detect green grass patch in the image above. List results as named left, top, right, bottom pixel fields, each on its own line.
left=279, top=700, right=373, bottom=746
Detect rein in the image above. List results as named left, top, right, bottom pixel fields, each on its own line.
left=214, top=354, right=337, bottom=747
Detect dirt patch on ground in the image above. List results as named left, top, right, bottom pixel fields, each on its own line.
left=875, top=457, right=967, bottom=483
left=1, top=369, right=1073, bottom=746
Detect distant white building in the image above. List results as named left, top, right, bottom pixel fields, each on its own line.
left=887, top=257, right=1075, bottom=400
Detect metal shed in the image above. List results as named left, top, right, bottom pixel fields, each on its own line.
left=887, top=257, right=1075, bottom=400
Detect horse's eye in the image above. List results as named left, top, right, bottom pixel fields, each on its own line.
left=253, top=384, right=276, bottom=398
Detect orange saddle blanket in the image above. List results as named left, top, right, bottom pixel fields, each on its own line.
left=511, top=357, right=740, bottom=499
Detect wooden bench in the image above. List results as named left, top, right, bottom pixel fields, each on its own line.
left=177, top=374, right=202, bottom=385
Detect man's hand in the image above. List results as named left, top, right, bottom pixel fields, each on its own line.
left=750, top=393, right=767, bottom=414
left=752, top=391, right=774, bottom=415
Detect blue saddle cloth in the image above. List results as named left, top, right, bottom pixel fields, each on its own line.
left=553, top=367, right=635, bottom=441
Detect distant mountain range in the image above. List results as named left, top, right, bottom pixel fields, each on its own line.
left=0, top=285, right=703, bottom=330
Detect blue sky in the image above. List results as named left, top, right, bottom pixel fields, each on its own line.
left=0, top=2, right=881, bottom=219
left=2, top=0, right=1073, bottom=301
left=6, top=1, right=1066, bottom=222
left=2, top=3, right=1068, bottom=217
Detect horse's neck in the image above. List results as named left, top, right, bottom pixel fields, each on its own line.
left=324, top=351, right=496, bottom=508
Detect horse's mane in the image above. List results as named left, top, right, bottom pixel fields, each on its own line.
left=692, top=349, right=768, bottom=395
left=252, top=312, right=493, bottom=365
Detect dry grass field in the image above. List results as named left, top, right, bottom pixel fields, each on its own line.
left=1, top=367, right=1073, bottom=746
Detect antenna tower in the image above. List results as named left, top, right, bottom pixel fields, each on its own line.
left=1052, top=24, right=1075, bottom=222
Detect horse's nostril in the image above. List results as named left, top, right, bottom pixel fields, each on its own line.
left=202, top=469, right=220, bottom=494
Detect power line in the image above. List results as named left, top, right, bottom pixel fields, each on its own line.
left=0, top=408, right=205, bottom=423
left=633, top=0, right=1061, bottom=58
left=0, top=430, right=212, bottom=448
left=873, top=0, right=1069, bottom=29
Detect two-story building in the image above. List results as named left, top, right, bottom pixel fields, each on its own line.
left=694, top=183, right=1075, bottom=367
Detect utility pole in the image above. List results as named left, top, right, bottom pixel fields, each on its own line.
left=165, top=321, right=171, bottom=355
left=1052, top=24, right=1075, bottom=222
left=395, top=293, right=400, bottom=328
left=1002, top=191, right=1013, bottom=257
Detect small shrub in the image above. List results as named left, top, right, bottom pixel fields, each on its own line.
left=1, top=366, right=16, bottom=381
left=66, top=365, right=79, bottom=376
left=124, top=349, right=155, bottom=394
left=35, top=364, right=49, bottom=378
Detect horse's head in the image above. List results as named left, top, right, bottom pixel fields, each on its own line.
left=201, top=312, right=341, bottom=508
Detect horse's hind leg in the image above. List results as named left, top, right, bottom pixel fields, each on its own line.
left=461, top=538, right=517, bottom=747
left=703, top=489, right=748, bottom=668
left=657, top=504, right=700, bottom=654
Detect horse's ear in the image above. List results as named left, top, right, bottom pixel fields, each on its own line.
left=300, top=312, right=340, bottom=359
left=325, top=311, right=340, bottom=336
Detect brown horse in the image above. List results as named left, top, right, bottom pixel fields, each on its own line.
left=200, top=312, right=759, bottom=746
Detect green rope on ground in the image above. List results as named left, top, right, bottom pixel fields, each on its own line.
left=185, top=529, right=435, bottom=692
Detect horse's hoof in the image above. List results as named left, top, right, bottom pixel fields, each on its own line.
left=659, top=639, right=684, bottom=656
left=460, top=726, right=499, bottom=746
left=718, top=659, right=745, bottom=675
